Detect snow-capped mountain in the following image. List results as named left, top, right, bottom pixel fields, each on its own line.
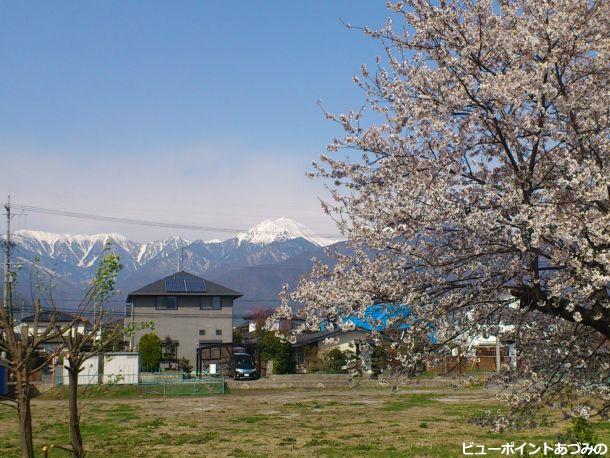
left=236, top=217, right=337, bottom=247
left=13, top=230, right=136, bottom=264
left=3, top=218, right=341, bottom=314
left=135, top=236, right=190, bottom=264
left=12, top=217, right=334, bottom=264
left=11, top=230, right=188, bottom=273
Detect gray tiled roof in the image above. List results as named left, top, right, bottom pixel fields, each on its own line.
left=127, top=271, right=242, bottom=299
left=293, top=329, right=341, bottom=346
left=21, top=310, right=86, bottom=323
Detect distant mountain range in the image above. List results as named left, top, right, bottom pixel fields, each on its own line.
left=2, top=218, right=342, bottom=318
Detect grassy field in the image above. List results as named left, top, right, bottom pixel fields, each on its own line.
left=1, top=383, right=608, bottom=457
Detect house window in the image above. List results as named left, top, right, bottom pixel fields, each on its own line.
left=156, top=296, right=178, bottom=310
left=212, top=296, right=221, bottom=310
left=200, top=296, right=222, bottom=310
left=199, top=329, right=206, bottom=336
left=215, top=329, right=222, bottom=336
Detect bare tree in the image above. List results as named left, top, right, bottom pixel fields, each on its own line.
left=0, top=246, right=123, bottom=457
left=58, top=250, right=122, bottom=458
left=0, top=300, right=67, bottom=458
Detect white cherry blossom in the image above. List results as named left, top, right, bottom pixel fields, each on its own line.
left=276, top=0, right=609, bottom=422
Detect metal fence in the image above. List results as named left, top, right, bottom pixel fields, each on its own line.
left=38, top=368, right=226, bottom=397
left=139, top=373, right=226, bottom=396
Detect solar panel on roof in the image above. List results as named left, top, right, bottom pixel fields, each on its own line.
left=164, top=275, right=186, bottom=292
left=184, top=275, right=206, bottom=292
left=165, top=274, right=185, bottom=292
left=164, top=273, right=206, bottom=293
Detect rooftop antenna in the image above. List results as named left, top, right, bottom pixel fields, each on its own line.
left=178, top=246, right=184, bottom=272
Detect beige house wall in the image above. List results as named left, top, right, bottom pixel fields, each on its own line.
left=318, top=329, right=370, bottom=354
left=127, top=295, right=233, bottom=367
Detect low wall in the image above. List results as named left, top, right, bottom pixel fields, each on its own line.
left=226, top=373, right=468, bottom=390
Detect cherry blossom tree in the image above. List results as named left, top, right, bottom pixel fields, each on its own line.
left=276, top=0, right=609, bottom=425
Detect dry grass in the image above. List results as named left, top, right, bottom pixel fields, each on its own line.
left=1, top=384, right=608, bottom=457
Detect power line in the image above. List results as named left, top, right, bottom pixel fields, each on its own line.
left=5, top=202, right=314, bottom=319
left=13, top=303, right=283, bottom=320
left=12, top=297, right=282, bottom=303
left=11, top=203, right=343, bottom=239
left=14, top=204, right=241, bottom=233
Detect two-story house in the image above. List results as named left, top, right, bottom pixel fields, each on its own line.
left=126, top=271, right=241, bottom=366
left=19, top=310, right=92, bottom=355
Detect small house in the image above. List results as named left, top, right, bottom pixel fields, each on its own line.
left=126, top=271, right=242, bottom=368
left=19, top=310, right=92, bottom=355
left=292, top=304, right=414, bottom=373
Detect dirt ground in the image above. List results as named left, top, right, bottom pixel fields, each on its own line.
left=1, top=384, right=609, bottom=457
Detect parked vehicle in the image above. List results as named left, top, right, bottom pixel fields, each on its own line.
left=197, top=343, right=264, bottom=378
left=231, top=352, right=258, bottom=380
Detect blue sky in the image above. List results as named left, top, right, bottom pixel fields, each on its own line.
left=0, top=1, right=390, bottom=241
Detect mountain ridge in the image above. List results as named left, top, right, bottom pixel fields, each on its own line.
left=4, top=218, right=341, bottom=315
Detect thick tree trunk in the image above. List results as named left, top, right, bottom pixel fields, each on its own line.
left=16, top=369, right=34, bottom=458
left=67, top=367, right=85, bottom=458
left=513, top=286, right=610, bottom=339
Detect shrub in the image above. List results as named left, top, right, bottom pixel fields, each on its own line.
left=139, top=333, right=163, bottom=372
left=319, top=348, right=353, bottom=374
left=162, top=336, right=177, bottom=362
left=257, top=331, right=294, bottom=374
left=233, top=329, right=244, bottom=345
left=371, top=345, right=389, bottom=372
left=553, top=417, right=603, bottom=458
left=178, top=357, right=192, bottom=373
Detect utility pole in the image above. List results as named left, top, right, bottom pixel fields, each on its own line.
left=128, top=303, right=135, bottom=351
left=178, top=246, right=184, bottom=272
left=3, top=196, right=13, bottom=321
